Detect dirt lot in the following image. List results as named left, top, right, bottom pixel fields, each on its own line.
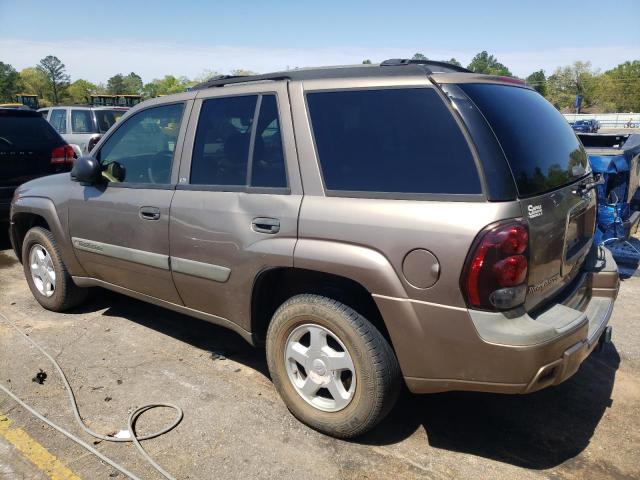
left=0, top=234, right=639, bottom=480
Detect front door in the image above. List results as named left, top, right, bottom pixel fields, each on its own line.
left=68, top=98, right=193, bottom=303
left=169, top=84, right=302, bottom=331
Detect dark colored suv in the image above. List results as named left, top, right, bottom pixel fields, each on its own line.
left=0, top=108, right=74, bottom=224
left=9, top=60, right=618, bottom=438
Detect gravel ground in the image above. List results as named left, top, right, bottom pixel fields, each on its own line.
left=0, top=237, right=639, bottom=480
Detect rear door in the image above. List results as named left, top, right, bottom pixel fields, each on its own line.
left=460, top=83, right=595, bottom=310
left=169, top=83, right=302, bottom=331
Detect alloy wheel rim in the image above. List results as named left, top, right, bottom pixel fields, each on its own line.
left=29, top=244, right=56, bottom=298
left=284, top=323, right=356, bottom=412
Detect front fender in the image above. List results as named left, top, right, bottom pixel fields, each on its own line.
left=10, top=196, right=86, bottom=276
left=293, top=239, right=408, bottom=298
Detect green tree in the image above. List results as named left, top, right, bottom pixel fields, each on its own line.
left=68, top=79, right=97, bottom=104
left=526, top=70, right=547, bottom=96
left=122, top=72, right=143, bottom=94
left=362, top=59, right=372, bottom=64
left=446, top=58, right=462, bottom=67
left=597, top=60, right=640, bottom=112
left=142, top=75, right=194, bottom=98
left=36, top=55, right=70, bottom=104
left=19, top=67, right=50, bottom=105
left=467, top=51, right=512, bottom=76
left=0, top=62, right=20, bottom=102
left=106, top=73, right=126, bottom=94
left=412, top=53, right=428, bottom=61
left=546, top=61, right=598, bottom=111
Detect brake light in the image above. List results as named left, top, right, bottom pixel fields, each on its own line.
left=462, top=219, right=529, bottom=310
left=51, top=145, right=75, bottom=165
left=88, top=136, right=101, bottom=152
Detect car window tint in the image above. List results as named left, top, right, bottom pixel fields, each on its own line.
left=50, top=109, right=67, bottom=134
left=95, top=109, right=125, bottom=134
left=306, top=88, right=481, bottom=195
left=251, top=95, right=287, bottom=188
left=190, top=95, right=257, bottom=186
left=0, top=116, right=60, bottom=151
left=71, top=110, right=95, bottom=133
left=39, top=109, right=49, bottom=118
left=97, top=103, right=184, bottom=184
left=460, top=84, right=589, bottom=197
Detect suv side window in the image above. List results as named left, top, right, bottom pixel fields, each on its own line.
left=71, top=109, right=94, bottom=133
left=251, top=95, right=287, bottom=188
left=190, top=94, right=287, bottom=189
left=50, top=109, right=67, bottom=134
left=97, top=103, right=184, bottom=185
left=306, top=88, right=481, bottom=196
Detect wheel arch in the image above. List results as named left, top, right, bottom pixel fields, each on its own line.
left=10, top=197, right=85, bottom=275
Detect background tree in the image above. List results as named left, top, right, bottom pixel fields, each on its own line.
left=0, top=62, right=20, bottom=102
left=412, top=53, right=428, bottom=60
left=18, top=67, right=50, bottom=104
left=446, top=58, right=462, bottom=67
left=546, top=61, right=598, bottom=111
left=36, top=55, right=70, bottom=104
left=467, top=51, right=512, bottom=76
left=597, top=61, right=640, bottom=112
left=122, top=72, right=143, bottom=94
left=230, top=69, right=258, bottom=76
left=526, top=70, right=547, bottom=96
left=362, top=59, right=372, bottom=64
left=142, top=75, right=194, bottom=98
left=106, top=73, right=126, bottom=94
left=68, top=79, right=97, bottom=104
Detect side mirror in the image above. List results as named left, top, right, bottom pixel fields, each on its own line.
left=71, top=156, right=101, bottom=184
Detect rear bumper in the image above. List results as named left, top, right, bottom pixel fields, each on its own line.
left=375, top=246, right=619, bottom=394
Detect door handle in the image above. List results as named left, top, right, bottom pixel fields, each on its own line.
left=139, top=206, right=161, bottom=221
left=251, top=217, right=280, bottom=234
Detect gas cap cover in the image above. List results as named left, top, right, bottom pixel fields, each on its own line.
left=402, top=249, right=440, bottom=289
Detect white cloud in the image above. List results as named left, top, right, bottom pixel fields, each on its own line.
left=1, top=38, right=638, bottom=82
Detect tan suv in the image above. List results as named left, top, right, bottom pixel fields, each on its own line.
left=9, top=59, right=619, bottom=438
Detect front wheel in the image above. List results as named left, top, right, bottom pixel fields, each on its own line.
left=22, top=227, right=88, bottom=311
left=266, top=294, right=401, bottom=438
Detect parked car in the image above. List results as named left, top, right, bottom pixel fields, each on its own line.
left=572, top=119, right=599, bottom=133
left=39, top=106, right=128, bottom=155
left=10, top=60, right=619, bottom=438
left=0, top=107, right=74, bottom=225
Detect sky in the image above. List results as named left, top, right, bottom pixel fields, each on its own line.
left=1, top=0, right=639, bottom=83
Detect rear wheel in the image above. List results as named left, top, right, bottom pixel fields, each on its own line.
left=22, top=227, right=87, bottom=311
left=266, top=294, right=400, bottom=438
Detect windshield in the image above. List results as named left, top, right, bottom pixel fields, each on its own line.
left=461, top=83, right=589, bottom=197
left=94, top=109, right=126, bottom=134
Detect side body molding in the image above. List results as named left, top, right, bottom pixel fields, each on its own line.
left=11, top=196, right=86, bottom=276
left=293, top=239, right=408, bottom=298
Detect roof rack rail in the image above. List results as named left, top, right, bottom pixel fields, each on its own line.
left=191, top=73, right=292, bottom=90
left=380, top=58, right=471, bottom=73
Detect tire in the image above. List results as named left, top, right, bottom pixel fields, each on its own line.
left=266, top=294, right=401, bottom=438
left=22, top=227, right=88, bottom=312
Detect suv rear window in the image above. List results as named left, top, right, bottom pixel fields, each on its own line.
left=0, top=114, right=61, bottom=150
left=306, top=88, right=481, bottom=196
left=460, top=84, right=589, bottom=197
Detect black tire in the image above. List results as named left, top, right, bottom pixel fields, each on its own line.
left=22, top=227, right=88, bottom=312
left=266, top=294, right=401, bottom=438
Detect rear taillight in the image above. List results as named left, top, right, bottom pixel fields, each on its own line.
left=88, top=136, right=101, bottom=152
left=462, top=219, right=529, bottom=310
left=51, top=145, right=75, bottom=165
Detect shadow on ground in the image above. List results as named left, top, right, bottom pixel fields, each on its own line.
left=359, top=344, right=620, bottom=470
left=66, top=286, right=620, bottom=471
